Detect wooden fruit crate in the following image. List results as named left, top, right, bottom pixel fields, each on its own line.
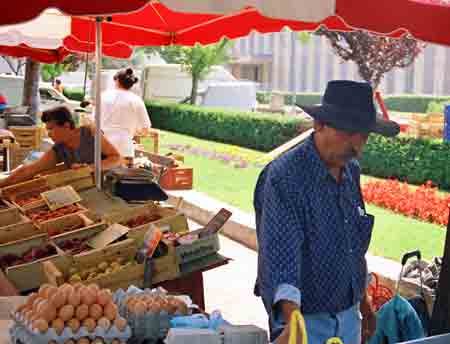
left=25, top=203, right=89, bottom=226
left=44, top=238, right=180, bottom=290
left=0, top=215, right=42, bottom=245
left=1, top=177, right=49, bottom=201
left=159, top=165, right=193, bottom=190
left=8, top=126, right=42, bottom=150
left=0, top=200, right=20, bottom=227
left=0, top=235, right=65, bottom=292
left=44, top=166, right=94, bottom=191
left=39, top=212, right=100, bottom=237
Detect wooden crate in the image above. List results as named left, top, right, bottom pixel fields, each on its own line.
left=25, top=203, right=89, bottom=226
left=8, top=126, right=42, bottom=150
left=44, top=167, right=94, bottom=191
left=0, top=235, right=65, bottom=292
left=39, top=212, right=99, bottom=237
left=135, top=130, right=159, bottom=154
left=159, top=166, right=193, bottom=190
left=0, top=200, right=20, bottom=227
left=0, top=216, right=42, bottom=245
left=44, top=238, right=180, bottom=290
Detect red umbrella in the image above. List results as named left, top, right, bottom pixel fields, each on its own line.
left=161, top=0, right=450, bottom=46
left=0, top=44, right=69, bottom=64
left=0, top=0, right=150, bottom=26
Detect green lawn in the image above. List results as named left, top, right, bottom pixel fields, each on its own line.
left=145, top=130, right=446, bottom=262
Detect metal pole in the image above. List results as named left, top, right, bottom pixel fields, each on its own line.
left=95, top=17, right=103, bottom=190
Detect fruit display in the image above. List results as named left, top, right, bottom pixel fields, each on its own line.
left=47, top=222, right=85, bottom=237
left=57, top=238, right=93, bottom=256
left=68, top=258, right=138, bottom=284
left=15, top=194, right=43, bottom=207
left=124, top=213, right=162, bottom=228
left=0, top=244, right=57, bottom=269
left=28, top=204, right=83, bottom=223
left=11, top=283, right=131, bottom=344
left=124, top=293, right=189, bottom=316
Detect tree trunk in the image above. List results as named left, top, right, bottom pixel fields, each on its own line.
left=22, top=58, right=40, bottom=120
left=189, top=75, right=199, bottom=105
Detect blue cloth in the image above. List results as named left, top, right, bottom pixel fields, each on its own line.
left=254, top=135, right=374, bottom=341
left=369, top=295, right=425, bottom=344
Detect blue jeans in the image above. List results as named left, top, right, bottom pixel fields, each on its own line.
left=271, top=304, right=362, bottom=344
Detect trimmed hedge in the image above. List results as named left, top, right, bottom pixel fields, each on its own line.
left=257, top=91, right=450, bottom=114
left=146, top=101, right=312, bottom=152
left=361, top=135, right=450, bottom=190
left=63, top=87, right=85, bottom=102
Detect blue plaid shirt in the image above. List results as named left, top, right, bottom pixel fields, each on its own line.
left=254, top=135, right=374, bottom=338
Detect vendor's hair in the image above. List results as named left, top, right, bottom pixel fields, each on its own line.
left=114, top=68, right=139, bottom=90
left=42, top=106, right=75, bottom=129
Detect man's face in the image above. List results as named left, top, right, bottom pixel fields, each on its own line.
left=319, top=124, right=369, bottom=167
left=45, top=121, right=70, bottom=143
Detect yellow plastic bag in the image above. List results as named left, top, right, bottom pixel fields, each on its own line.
left=288, top=310, right=308, bottom=344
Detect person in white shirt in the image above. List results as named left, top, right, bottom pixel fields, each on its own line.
left=97, top=68, right=151, bottom=165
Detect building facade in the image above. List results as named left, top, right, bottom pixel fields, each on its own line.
left=229, top=30, right=450, bottom=96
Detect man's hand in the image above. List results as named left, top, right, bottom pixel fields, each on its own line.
left=361, top=292, right=377, bottom=343
left=276, top=301, right=304, bottom=344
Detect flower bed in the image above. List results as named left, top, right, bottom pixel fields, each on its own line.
left=362, top=179, right=450, bottom=226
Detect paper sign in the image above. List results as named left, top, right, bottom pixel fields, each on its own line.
left=42, top=185, right=81, bottom=211
left=200, top=208, right=232, bottom=237
left=143, top=225, right=163, bottom=258
left=87, top=223, right=130, bottom=249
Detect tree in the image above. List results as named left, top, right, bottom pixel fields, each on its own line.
left=22, top=58, right=40, bottom=119
left=146, top=40, right=232, bottom=105
left=41, top=54, right=83, bottom=83
left=316, top=29, right=425, bottom=89
left=0, top=56, right=26, bottom=75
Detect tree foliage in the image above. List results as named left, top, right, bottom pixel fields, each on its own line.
left=316, top=29, right=425, bottom=89
left=145, top=40, right=232, bottom=104
left=41, top=54, right=83, bottom=82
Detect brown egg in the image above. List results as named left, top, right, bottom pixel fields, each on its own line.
left=26, top=292, right=39, bottom=306
left=67, top=318, right=81, bottom=333
left=38, top=284, right=52, bottom=298
left=72, top=282, right=84, bottom=291
left=104, top=302, right=118, bottom=321
left=68, top=289, right=81, bottom=307
left=82, top=317, right=97, bottom=333
left=32, top=318, right=49, bottom=333
left=97, top=317, right=111, bottom=330
left=45, top=286, right=59, bottom=300
left=89, top=304, right=103, bottom=320
left=77, top=338, right=90, bottom=344
left=51, top=318, right=65, bottom=335
left=75, top=304, right=89, bottom=321
left=59, top=304, right=75, bottom=322
left=97, top=289, right=113, bottom=306
left=132, top=301, right=147, bottom=316
left=32, top=297, right=45, bottom=313
left=50, top=290, right=67, bottom=309
left=114, top=317, right=127, bottom=332
left=80, top=287, right=96, bottom=306
left=37, top=300, right=57, bottom=323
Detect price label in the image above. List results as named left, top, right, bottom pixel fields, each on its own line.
left=42, top=185, right=81, bottom=211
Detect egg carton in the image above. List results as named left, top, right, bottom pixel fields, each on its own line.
left=10, top=306, right=132, bottom=344
left=112, top=286, right=192, bottom=344
left=9, top=321, right=131, bottom=344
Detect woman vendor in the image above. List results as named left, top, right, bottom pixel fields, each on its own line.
left=0, top=106, right=121, bottom=188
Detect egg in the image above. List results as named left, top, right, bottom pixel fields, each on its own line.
left=68, top=289, right=81, bottom=307
left=104, top=302, right=118, bottom=321
left=46, top=286, right=59, bottom=300
left=89, top=304, right=103, bottom=320
left=32, top=318, right=49, bottom=333
left=97, top=317, right=111, bottom=330
left=32, top=297, right=45, bottom=312
left=38, top=284, right=52, bottom=298
left=82, top=317, right=97, bottom=333
left=59, top=304, right=75, bottom=322
left=50, top=290, right=66, bottom=309
left=75, top=304, right=89, bottom=321
left=26, top=292, right=39, bottom=306
left=77, top=338, right=90, bottom=344
left=111, top=340, right=120, bottom=344
left=51, top=318, right=65, bottom=335
left=114, top=317, right=127, bottom=332
left=67, top=318, right=81, bottom=333
left=72, top=282, right=84, bottom=291
left=97, top=289, right=113, bottom=306
left=80, top=287, right=96, bottom=306
left=37, top=300, right=57, bottom=323
left=132, top=301, right=147, bottom=316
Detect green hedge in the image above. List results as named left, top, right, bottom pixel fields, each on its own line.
left=146, top=101, right=312, bottom=152
left=257, top=91, right=450, bottom=114
left=63, top=88, right=85, bottom=102
left=361, top=135, right=450, bottom=190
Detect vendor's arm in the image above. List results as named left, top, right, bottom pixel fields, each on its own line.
left=256, top=170, right=304, bottom=339
left=0, top=149, right=57, bottom=188
left=134, top=99, right=152, bottom=136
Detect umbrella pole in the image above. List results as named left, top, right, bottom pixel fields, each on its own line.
left=94, top=17, right=103, bottom=190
